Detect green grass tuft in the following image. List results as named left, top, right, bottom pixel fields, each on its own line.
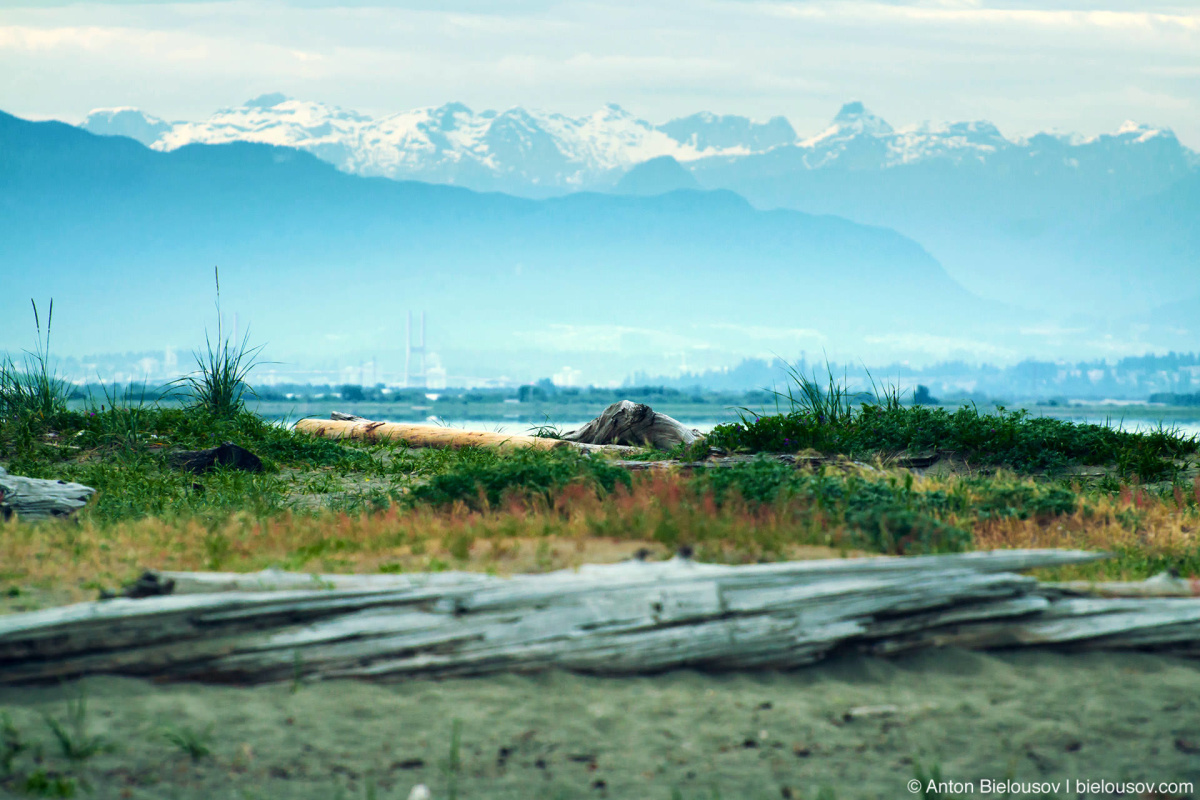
left=710, top=365, right=1197, bottom=481
left=0, top=300, right=72, bottom=451
left=42, top=688, right=109, bottom=763
left=162, top=723, right=214, bottom=762
left=172, top=267, right=264, bottom=419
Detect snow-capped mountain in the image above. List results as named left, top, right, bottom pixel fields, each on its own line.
left=79, top=107, right=173, bottom=146
left=786, top=101, right=1187, bottom=171
left=82, top=93, right=783, bottom=194
left=80, top=95, right=1194, bottom=198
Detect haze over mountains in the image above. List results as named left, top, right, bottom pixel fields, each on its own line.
left=0, top=91, right=1195, bottom=386
left=3, top=109, right=1002, bottom=384
left=80, top=95, right=1200, bottom=318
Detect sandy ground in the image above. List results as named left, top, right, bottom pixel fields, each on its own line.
left=1, top=650, right=1199, bottom=800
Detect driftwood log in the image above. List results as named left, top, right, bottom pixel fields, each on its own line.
left=562, top=400, right=701, bottom=450
left=299, top=401, right=701, bottom=453
left=295, top=417, right=565, bottom=451
left=5, top=549, right=1200, bottom=685
left=298, top=413, right=642, bottom=454
left=0, top=466, right=95, bottom=521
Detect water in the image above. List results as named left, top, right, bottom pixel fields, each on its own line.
left=268, top=403, right=1200, bottom=439
left=278, top=415, right=1200, bottom=440
left=1056, top=417, right=1200, bottom=439
left=274, top=415, right=729, bottom=435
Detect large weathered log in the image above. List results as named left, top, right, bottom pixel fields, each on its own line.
left=1046, top=572, right=1200, bottom=598
left=296, top=418, right=566, bottom=451
left=562, top=400, right=701, bottom=449
left=299, top=415, right=643, bottom=455
left=0, top=466, right=95, bottom=521
left=14, top=549, right=1200, bottom=687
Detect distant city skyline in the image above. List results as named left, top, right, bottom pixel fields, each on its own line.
left=1, top=0, right=1198, bottom=148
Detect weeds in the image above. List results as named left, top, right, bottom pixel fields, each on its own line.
left=42, top=687, right=109, bottom=763
left=1, top=712, right=26, bottom=777
left=173, top=267, right=264, bottom=419
left=21, top=769, right=75, bottom=798
left=89, top=381, right=158, bottom=452
left=913, top=762, right=964, bottom=799
left=442, top=718, right=463, bottom=800
left=0, top=300, right=71, bottom=454
left=527, top=416, right=563, bottom=439
left=407, top=446, right=632, bottom=510
left=711, top=367, right=1197, bottom=481
left=0, top=300, right=69, bottom=421
left=163, top=723, right=214, bottom=762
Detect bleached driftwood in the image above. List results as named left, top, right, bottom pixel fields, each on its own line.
left=8, top=549, right=1200, bottom=685
left=0, top=466, right=95, bottom=521
left=159, top=567, right=496, bottom=595
left=296, top=417, right=564, bottom=451
left=562, top=400, right=701, bottom=450
left=301, top=414, right=642, bottom=455
left=1046, top=572, right=1200, bottom=598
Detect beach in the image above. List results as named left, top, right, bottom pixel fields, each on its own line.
left=2, top=649, right=1198, bottom=799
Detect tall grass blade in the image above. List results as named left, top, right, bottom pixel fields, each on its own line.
left=172, top=267, right=265, bottom=418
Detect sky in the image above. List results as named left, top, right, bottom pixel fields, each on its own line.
left=1, top=0, right=1199, bottom=146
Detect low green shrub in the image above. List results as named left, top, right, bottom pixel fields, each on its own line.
left=408, top=447, right=632, bottom=509
left=709, top=403, right=1196, bottom=480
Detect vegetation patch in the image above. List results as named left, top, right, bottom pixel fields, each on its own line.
left=2, top=314, right=1199, bottom=605
left=706, top=366, right=1198, bottom=481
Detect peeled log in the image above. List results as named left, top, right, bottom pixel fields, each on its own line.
left=0, top=466, right=95, bottom=521
left=295, top=418, right=566, bottom=451
left=562, top=400, right=701, bottom=450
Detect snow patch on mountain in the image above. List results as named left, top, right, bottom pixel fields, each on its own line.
left=78, top=96, right=1191, bottom=190
left=80, top=107, right=172, bottom=146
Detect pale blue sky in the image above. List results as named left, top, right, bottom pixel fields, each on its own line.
left=1, top=0, right=1198, bottom=145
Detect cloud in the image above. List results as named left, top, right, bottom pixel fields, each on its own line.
left=0, top=0, right=1196, bottom=146
left=704, top=323, right=828, bottom=343
left=862, top=332, right=1017, bottom=361
left=511, top=324, right=708, bottom=353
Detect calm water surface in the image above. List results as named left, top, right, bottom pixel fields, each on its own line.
left=278, top=413, right=1200, bottom=439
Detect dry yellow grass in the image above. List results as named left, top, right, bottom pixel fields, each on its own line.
left=1, top=472, right=1197, bottom=606
left=0, top=474, right=856, bottom=604
left=973, top=480, right=1200, bottom=581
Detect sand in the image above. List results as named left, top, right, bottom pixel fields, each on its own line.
left=1, top=649, right=1198, bottom=799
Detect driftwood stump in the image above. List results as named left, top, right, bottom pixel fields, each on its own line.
left=0, top=466, right=95, bottom=521
left=562, top=400, right=702, bottom=450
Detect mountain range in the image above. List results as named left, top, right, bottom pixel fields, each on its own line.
left=83, top=95, right=1194, bottom=196
left=79, top=96, right=1200, bottom=315
left=81, top=94, right=796, bottom=195
left=2, top=110, right=1019, bottom=382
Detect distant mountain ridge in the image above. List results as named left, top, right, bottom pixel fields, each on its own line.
left=3, top=110, right=1015, bottom=380
left=79, top=96, right=1197, bottom=198
left=81, top=94, right=795, bottom=195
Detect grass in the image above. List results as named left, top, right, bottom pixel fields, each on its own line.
left=443, top=718, right=463, bottom=800
left=1, top=387, right=1197, bottom=595
left=1, top=712, right=26, bottom=777
left=162, top=722, right=214, bottom=762
left=708, top=363, right=1199, bottom=482
left=2, top=316, right=1199, bottom=604
left=171, top=268, right=264, bottom=419
left=2, top=446, right=1197, bottom=598
left=0, top=300, right=73, bottom=455
left=42, top=687, right=109, bottom=763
